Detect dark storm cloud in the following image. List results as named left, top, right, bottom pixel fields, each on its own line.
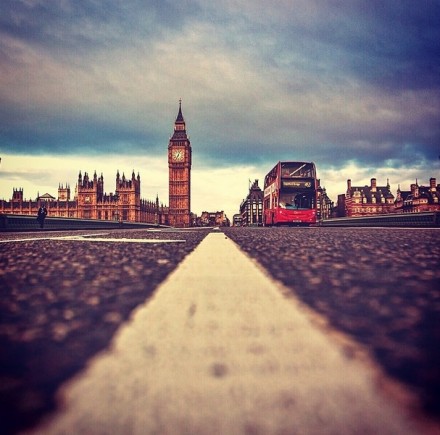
left=0, top=0, right=208, bottom=156
left=0, top=0, right=199, bottom=53
left=182, top=1, right=440, bottom=169
left=0, top=94, right=164, bottom=155
left=344, top=1, right=440, bottom=91
left=237, top=0, right=440, bottom=91
left=0, top=0, right=439, bottom=174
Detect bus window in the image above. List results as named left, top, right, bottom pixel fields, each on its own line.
left=280, top=194, right=296, bottom=209
left=281, top=162, right=315, bottom=178
left=280, top=193, right=314, bottom=209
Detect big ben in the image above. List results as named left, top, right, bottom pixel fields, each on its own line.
left=168, top=100, right=192, bottom=227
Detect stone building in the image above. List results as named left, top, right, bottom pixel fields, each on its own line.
left=232, top=214, right=243, bottom=226
left=395, top=178, right=440, bottom=213
left=1, top=102, right=197, bottom=226
left=316, top=181, right=333, bottom=220
left=337, top=178, right=395, bottom=217
left=0, top=171, right=168, bottom=224
left=240, top=180, right=263, bottom=226
left=198, top=211, right=230, bottom=227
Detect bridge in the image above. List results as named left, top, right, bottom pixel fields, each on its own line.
left=1, top=211, right=439, bottom=233
left=1, top=225, right=439, bottom=434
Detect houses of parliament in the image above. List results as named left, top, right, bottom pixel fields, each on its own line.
left=0, top=103, right=193, bottom=228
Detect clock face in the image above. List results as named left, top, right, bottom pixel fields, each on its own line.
left=172, top=149, right=184, bottom=162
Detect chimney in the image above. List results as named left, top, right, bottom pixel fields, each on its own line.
left=347, top=179, right=352, bottom=191
left=371, top=178, right=377, bottom=192
left=430, top=178, right=436, bottom=191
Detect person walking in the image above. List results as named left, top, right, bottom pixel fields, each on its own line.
left=37, top=204, right=47, bottom=229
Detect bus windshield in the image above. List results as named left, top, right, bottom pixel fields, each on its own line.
left=279, top=192, right=315, bottom=210
left=280, top=162, right=315, bottom=178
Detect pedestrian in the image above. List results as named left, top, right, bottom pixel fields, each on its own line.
left=37, top=204, right=47, bottom=228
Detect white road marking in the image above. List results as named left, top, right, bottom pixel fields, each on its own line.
left=26, top=233, right=424, bottom=435
left=57, top=236, right=186, bottom=243
left=0, top=234, right=185, bottom=244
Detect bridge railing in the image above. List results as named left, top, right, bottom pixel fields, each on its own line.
left=0, top=214, right=166, bottom=232
left=321, top=211, right=440, bottom=227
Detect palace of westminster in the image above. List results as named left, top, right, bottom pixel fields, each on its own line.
left=1, top=102, right=193, bottom=228
left=1, top=102, right=439, bottom=226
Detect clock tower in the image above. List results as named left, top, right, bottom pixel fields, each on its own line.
left=168, top=100, right=192, bottom=227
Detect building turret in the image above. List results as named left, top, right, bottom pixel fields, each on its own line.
left=12, top=188, right=24, bottom=202
left=58, top=183, right=71, bottom=201
left=411, top=181, right=419, bottom=198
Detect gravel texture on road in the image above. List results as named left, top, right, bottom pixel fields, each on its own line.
left=224, top=227, right=440, bottom=422
left=0, top=229, right=210, bottom=435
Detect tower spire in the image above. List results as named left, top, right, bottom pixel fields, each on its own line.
left=176, top=99, right=184, bottom=123
left=172, top=99, right=186, bottom=137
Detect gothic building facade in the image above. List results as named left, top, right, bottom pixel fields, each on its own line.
left=1, top=102, right=199, bottom=226
left=0, top=170, right=168, bottom=225
left=168, top=101, right=192, bottom=227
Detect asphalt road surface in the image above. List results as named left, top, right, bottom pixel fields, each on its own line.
left=0, top=226, right=439, bottom=434
left=224, top=227, right=440, bottom=422
left=0, top=229, right=211, bottom=434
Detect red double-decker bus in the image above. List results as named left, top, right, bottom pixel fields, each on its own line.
left=263, top=161, right=318, bottom=226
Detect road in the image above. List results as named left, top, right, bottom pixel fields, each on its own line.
left=224, top=227, right=440, bottom=419
left=0, top=229, right=210, bottom=434
left=0, top=227, right=439, bottom=434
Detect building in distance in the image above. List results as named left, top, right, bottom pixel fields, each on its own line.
left=239, top=180, right=264, bottom=226
left=395, top=178, right=440, bottom=213
left=335, top=177, right=440, bottom=217
left=336, top=178, right=395, bottom=218
left=198, top=211, right=230, bottom=227
left=0, top=171, right=168, bottom=225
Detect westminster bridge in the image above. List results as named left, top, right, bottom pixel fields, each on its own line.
left=0, top=225, right=439, bottom=434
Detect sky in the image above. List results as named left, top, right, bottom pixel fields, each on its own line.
left=1, top=0, right=439, bottom=219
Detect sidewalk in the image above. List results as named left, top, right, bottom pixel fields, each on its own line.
left=24, top=232, right=423, bottom=434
